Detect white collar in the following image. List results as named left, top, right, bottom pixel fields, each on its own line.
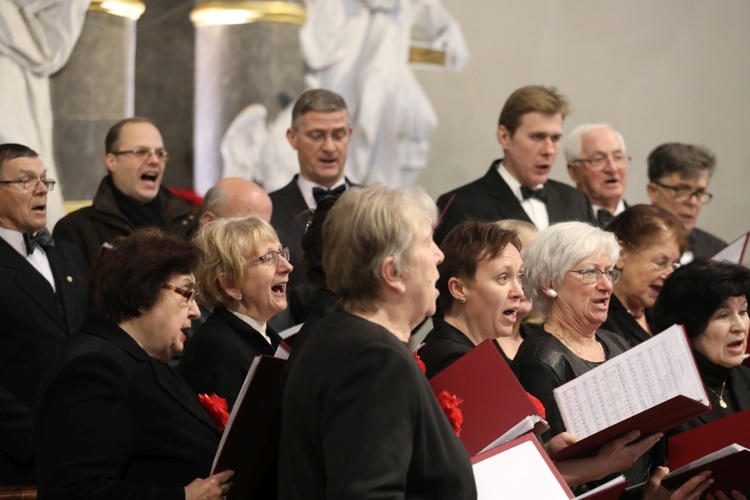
left=296, top=175, right=347, bottom=209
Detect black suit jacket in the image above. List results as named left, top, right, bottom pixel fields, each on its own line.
left=35, top=313, right=221, bottom=499
left=688, top=227, right=727, bottom=260
left=420, top=318, right=476, bottom=378
left=0, top=237, right=87, bottom=485
left=269, top=175, right=310, bottom=291
left=435, top=161, right=597, bottom=243
left=279, top=310, right=476, bottom=499
left=178, top=306, right=281, bottom=411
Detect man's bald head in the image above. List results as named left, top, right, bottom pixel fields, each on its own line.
left=201, top=177, right=273, bottom=225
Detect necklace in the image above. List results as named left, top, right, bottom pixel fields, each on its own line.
left=707, top=381, right=728, bottom=409
left=626, top=308, right=644, bottom=319
left=549, top=324, right=604, bottom=360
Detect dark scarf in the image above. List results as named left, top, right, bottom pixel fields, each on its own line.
left=108, top=176, right=164, bottom=229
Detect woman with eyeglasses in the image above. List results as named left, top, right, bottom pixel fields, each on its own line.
left=35, top=228, right=233, bottom=499
left=601, top=205, right=687, bottom=347
left=178, top=215, right=293, bottom=411
left=513, top=221, right=668, bottom=492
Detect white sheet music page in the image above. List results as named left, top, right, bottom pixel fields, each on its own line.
left=711, top=231, right=749, bottom=264
left=553, top=324, right=708, bottom=439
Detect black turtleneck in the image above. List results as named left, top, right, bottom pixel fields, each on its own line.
left=694, top=349, right=737, bottom=414
left=108, top=176, right=164, bottom=229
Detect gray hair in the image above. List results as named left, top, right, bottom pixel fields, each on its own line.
left=647, top=143, right=716, bottom=181
left=323, top=184, right=437, bottom=313
left=291, top=89, right=348, bottom=130
left=522, top=221, right=620, bottom=317
left=564, top=123, right=626, bottom=163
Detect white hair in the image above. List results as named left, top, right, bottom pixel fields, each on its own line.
left=564, top=123, right=626, bottom=163
left=522, top=221, right=620, bottom=317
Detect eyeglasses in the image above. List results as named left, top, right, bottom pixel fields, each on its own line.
left=112, top=148, right=170, bottom=163
left=568, top=268, right=622, bottom=285
left=160, top=282, right=199, bottom=303
left=652, top=181, right=712, bottom=204
left=247, top=247, right=290, bottom=267
left=0, top=177, right=56, bottom=191
left=572, top=153, right=630, bottom=170
left=625, top=242, right=681, bottom=274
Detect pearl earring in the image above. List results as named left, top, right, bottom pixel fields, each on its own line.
left=545, top=289, right=557, bottom=298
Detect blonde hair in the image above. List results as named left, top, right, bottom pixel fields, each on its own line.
left=193, top=216, right=278, bottom=307
left=323, top=184, right=437, bottom=313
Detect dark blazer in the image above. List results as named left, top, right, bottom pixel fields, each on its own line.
left=419, top=318, right=512, bottom=378
left=178, top=306, right=281, bottom=411
left=0, top=237, right=87, bottom=485
left=688, top=227, right=727, bottom=260
left=601, top=294, right=653, bottom=348
left=279, top=310, right=476, bottom=499
left=269, top=175, right=308, bottom=291
left=435, top=160, right=598, bottom=243
left=35, top=313, right=221, bottom=499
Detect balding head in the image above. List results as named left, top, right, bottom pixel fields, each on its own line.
left=201, top=177, right=272, bottom=225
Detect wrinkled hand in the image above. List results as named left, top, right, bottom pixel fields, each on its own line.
left=594, top=430, right=662, bottom=477
left=185, top=469, right=234, bottom=500
left=544, top=431, right=578, bottom=455
left=643, top=466, right=713, bottom=500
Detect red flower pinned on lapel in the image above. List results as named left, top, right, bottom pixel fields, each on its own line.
left=412, top=350, right=427, bottom=375
left=437, top=390, right=464, bottom=437
left=526, top=392, right=546, bottom=419
left=198, top=393, right=229, bottom=431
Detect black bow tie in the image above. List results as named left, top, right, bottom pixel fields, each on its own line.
left=23, top=227, right=55, bottom=255
left=597, top=209, right=614, bottom=228
left=520, top=186, right=547, bottom=202
left=313, top=185, right=346, bottom=204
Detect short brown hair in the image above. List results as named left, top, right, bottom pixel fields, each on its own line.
left=89, top=228, right=203, bottom=323
left=105, top=116, right=156, bottom=154
left=291, top=89, right=348, bottom=130
left=606, top=204, right=688, bottom=254
left=498, top=85, right=569, bottom=135
left=437, top=220, right=521, bottom=315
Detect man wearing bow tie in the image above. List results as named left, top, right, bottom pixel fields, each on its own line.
left=270, top=89, right=354, bottom=323
left=434, top=85, right=597, bottom=244
left=565, top=124, right=630, bottom=228
left=0, top=144, right=87, bottom=485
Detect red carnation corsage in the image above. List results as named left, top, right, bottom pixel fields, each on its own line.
left=198, top=393, right=230, bottom=431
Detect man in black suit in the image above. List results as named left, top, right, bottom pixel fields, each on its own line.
left=646, top=143, right=726, bottom=263
left=435, top=85, right=597, bottom=244
left=270, top=89, right=353, bottom=323
left=0, top=143, right=87, bottom=485
left=565, top=124, right=630, bottom=228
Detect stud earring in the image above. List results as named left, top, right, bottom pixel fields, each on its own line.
left=459, top=297, right=466, bottom=304
left=545, top=289, right=557, bottom=298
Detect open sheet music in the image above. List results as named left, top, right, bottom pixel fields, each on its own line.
left=554, top=324, right=708, bottom=440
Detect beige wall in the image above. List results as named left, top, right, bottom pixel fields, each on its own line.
left=414, top=0, right=750, bottom=242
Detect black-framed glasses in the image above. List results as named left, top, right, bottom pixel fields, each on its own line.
left=568, top=268, right=621, bottom=285
left=652, top=181, right=712, bottom=204
left=247, top=247, right=290, bottom=267
left=160, top=282, right=199, bottom=303
left=112, top=148, right=170, bottom=163
left=0, top=177, right=56, bottom=191
left=572, top=153, right=630, bottom=170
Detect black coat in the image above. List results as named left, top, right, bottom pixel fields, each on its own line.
left=434, top=161, right=598, bottom=243
left=279, top=309, right=476, bottom=499
left=0, top=237, right=87, bottom=485
left=35, top=313, right=221, bottom=499
left=601, top=293, right=653, bottom=348
left=178, top=306, right=281, bottom=411
left=688, top=227, right=727, bottom=260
